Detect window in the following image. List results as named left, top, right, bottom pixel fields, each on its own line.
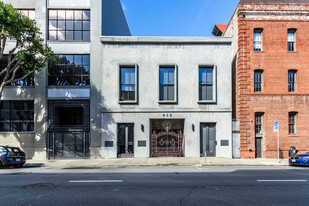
left=288, top=29, right=296, bottom=51
left=159, top=67, right=176, bottom=102
left=289, top=112, right=297, bottom=135
left=255, top=113, right=263, bottom=137
left=18, top=9, right=35, bottom=20
left=288, top=70, right=297, bottom=92
left=0, top=55, right=34, bottom=86
left=48, top=55, right=90, bottom=86
left=199, top=67, right=213, bottom=101
left=0, top=101, right=34, bottom=132
left=254, top=29, right=263, bottom=51
left=48, top=9, right=90, bottom=41
left=120, top=66, right=136, bottom=102
left=254, top=70, right=263, bottom=92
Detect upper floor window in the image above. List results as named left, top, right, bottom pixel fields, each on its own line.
left=288, top=29, right=296, bottom=51
left=199, top=67, right=214, bottom=101
left=18, top=9, right=35, bottom=20
left=119, top=66, right=137, bottom=102
left=254, top=70, right=263, bottom=92
left=289, top=112, right=297, bottom=135
left=48, top=9, right=90, bottom=41
left=48, top=54, right=90, bottom=86
left=288, top=70, right=297, bottom=92
left=159, top=66, right=176, bottom=102
left=254, top=29, right=263, bottom=51
left=255, top=113, right=263, bottom=137
left=0, top=101, right=34, bottom=132
left=0, top=55, right=34, bottom=86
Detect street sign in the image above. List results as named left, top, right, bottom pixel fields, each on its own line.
left=274, top=120, right=279, bottom=132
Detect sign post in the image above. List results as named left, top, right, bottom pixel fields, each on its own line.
left=274, top=120, right=279, bottom=162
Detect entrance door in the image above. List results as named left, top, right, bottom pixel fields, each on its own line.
left=200, top=123, right=216, bottom=157
left=47, top=101, right=90, bottom=159
left=255, top=138, right=262, bottom=158
left=117, top=124, right=134, bottom=158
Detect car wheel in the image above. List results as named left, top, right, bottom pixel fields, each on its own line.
left=0, top=162, right=2, bottom=169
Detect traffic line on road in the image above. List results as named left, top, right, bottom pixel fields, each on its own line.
left=69, top=180, right=123, bottom=183
left=257, top=180, right=307, bottom=182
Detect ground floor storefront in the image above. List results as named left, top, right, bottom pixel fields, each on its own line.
left=101, top=112, right=232, bottom=159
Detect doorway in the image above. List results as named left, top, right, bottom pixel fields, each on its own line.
left=47, top=101, right=90, bottom=159
left=117, top=124, right=134, bottom=158
left=200, top=123, right=216, bottom=157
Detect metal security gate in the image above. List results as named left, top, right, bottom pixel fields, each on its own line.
left=47, top=132, right=90, bottom=159
left=47, top=100, right=90, bottom=159
left=151, top=130, right=184, bottom=157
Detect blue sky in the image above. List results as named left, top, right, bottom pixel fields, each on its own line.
left=120, top=0, right=239, bottom=36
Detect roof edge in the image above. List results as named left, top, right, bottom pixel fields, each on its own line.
left=101, top=36, right=232, bottom=44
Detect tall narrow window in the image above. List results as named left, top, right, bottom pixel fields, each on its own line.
left=288, top=70, right=297, bottom=92
left=289, top=112, right=297, bottom=135
left=120, top=66, right=136, bottom=102
left=254, top=70, right=263, bottom=92
left=254, top=29, right=263, bottom=51
left=48, top=9, right=90, bottom=41
left=159, top=67, right=176, bottom=101
left=255, top=113, right=263, bottom=136
left=288, top=29, right=296, bottom=51
left=199, top=67, right=213, bottom=101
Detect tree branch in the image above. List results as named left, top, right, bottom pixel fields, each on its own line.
left=0, top=57, right=17, bottom=76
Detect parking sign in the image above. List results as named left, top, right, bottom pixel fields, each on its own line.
left=274, top=120, right=279, bottom=132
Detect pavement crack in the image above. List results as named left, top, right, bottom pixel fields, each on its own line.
left=179, top=185, right=197, bottom=206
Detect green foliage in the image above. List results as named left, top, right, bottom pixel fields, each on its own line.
left=0, top=1, right=55, bottom=88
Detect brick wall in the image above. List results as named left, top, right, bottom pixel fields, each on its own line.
left=235, top=2, right=309, bottom=158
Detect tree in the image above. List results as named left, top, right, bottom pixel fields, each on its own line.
left=0, top=2, right=55, bottom=100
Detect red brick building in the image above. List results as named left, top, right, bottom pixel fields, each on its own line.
left=223, top=0, right=309, bottom=158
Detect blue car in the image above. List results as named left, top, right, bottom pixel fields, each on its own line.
left=289, top=152, right=309, bottom=166
left=0, top=146, right=26, bottom=168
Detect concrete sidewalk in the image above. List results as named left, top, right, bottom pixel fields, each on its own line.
left=25, top=157, right=289, bottom=169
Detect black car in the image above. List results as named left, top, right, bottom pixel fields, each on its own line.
left=0, top=146, right=26, bottom=168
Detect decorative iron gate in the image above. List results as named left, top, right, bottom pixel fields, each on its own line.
left=151, top=130, right=184, bottom=157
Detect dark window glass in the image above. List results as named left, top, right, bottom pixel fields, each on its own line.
left=48, top=9, right=90, bottom=41
left=120, top=67, right=136, bottom=101
left=289, top=112, right=297, bottom=135
left=254, top=71, right=263, bottom=92
left=254, top=29, right=263, bottom=51
left=199, top=67, right=213, bottom=101
left=255, top=113, right=263, bottom=136
left=0, top=101, right=34, bottom=132
left=288, top=29, right=296, bottom=52
left=288, top=70, right=296, bottom=92
left=159, top=68, right=175, bottom=101
left=54, top=107, right=83, bottom=126
left=0, top=56, right=34, bottom=86
left=48, top=54, right=90, bottom=86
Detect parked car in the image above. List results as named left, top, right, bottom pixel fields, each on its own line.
left=289, top=152, right=309, bottom=166
left=0, top=146, right=26, bottom=168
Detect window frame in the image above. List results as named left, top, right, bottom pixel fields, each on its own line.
left=0, top=55, right=35, bottom=87
left=254, top=70, right=263, bottom=93
left=118, top=65, right=138, bottom=104
left=288, top=29, right=296, bottom=52
left=0, top=101, right=34, bottom=133
left=158, top=65, right=177, bottom=104
left=48, top=54, right=90, bottom=86
left=255, top=113, right=264, bottom=138
left=288, top=70, right=297, bottom=92
left=198, top=65, right=217, bottom=104
left=253, top=29, right=263, bottom=51
left=289, top=112, right=297, bottom=135
left=48, top=9, right=91, bottom=41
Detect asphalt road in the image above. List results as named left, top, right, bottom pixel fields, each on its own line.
left=0, top=166, right=308, bottom=206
